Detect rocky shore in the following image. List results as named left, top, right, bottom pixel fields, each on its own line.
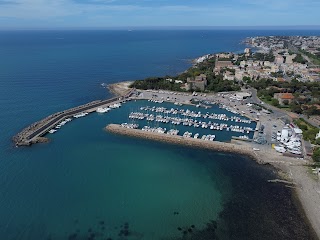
left=106, top=123, right=320, bottom=239
left=108, top=81, right=133, bottom=96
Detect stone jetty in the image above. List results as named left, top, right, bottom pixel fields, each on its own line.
left=106, top=124, right=260, bottom=162
left=13, top=89, right=134, bottom=146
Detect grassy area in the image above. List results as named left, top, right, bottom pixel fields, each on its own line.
left=294, top=118, right=319, bottom=143
left=259, top=96, right=273, bottom=105
left=300, top=50, right=320, bottom=65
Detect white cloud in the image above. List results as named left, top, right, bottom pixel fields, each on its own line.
left=0, top=0, right=319, bottom=27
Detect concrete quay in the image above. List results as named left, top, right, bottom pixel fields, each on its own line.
left=13, top=89, right=134, bottom=146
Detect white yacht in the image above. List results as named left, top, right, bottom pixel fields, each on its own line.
left=96, top=107, right=110, bottom=113
left=73, top=112, right=87, bottom=118
left=274, top=146, right=286, bottom=153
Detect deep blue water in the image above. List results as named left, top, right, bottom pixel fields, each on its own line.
left=0, top=30, right=319, bottom=240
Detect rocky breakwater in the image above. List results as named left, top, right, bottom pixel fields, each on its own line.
left=105, top=124, right=259, bottom=162
left=13, top=99, right=103, bottom=146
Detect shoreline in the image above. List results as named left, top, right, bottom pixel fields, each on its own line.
left=11, top=57, right=320, bottom=238
left=108, top=81, right=134, bottom=96
left=106, top=123, right=320, bottom=239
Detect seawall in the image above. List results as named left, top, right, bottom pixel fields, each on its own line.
left=13, top=89, right=134, bottom=146
left=105, top=124, right=261, bottom=162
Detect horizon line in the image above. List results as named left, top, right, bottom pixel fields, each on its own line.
left=1, top=25, right=320, bottom=31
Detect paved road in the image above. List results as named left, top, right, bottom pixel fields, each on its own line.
left=249, top=88, right=287, bottom=119
left=249, top=88, right=319, bottom=128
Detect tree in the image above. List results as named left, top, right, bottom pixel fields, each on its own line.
left=271, top=98, right=280, bottom=107
left=243, top=76, right=251, bottom=82
left=312, top=147, right=320, bottom=162
left=293, top=54, right=307, bottom=64
left=283, top=99, right=289, bottom=105
left=290, top=102, right=303, bottom=114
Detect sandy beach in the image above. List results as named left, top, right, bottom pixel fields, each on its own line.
left=106, top=123, right=320, bottom=238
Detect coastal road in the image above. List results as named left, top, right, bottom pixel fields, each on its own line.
left=250, top=88, right=319, bottom=128
left=249, top=88, right=287, bottom=120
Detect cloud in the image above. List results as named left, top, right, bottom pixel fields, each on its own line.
left=0, top=0, right=19, bottom=4
left=0, top=0, right=319, bottom=27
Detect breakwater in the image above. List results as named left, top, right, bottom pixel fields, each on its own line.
left=106, top=124, right=261, bottom=162
left=13, top=89, right=134, bottom=146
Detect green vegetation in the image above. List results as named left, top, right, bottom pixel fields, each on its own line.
left=131, top=56, right=240, bottom=93
left=300, top=50, right=320, bottom=65
left=252, top=52, right=275, bottom=62
left=250, top=78, right=320, bottom=115
left=293, top=53, right=307, bottom=64
left=271, top=98, right=280, bottom=107
left=131, top=77, right=184, bottom=91
left=294, top=118, right=319, bottom=143
left=206, top=74, right=240, bottom=92
left=312, top=147, right=320, bottom=162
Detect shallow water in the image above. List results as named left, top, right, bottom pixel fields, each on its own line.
left=0, top=30, right=319, bottom=240
left=1, top=103, right=315, bottom=239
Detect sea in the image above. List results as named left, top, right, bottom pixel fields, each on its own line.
left=0, top=29, right=319, bottom=240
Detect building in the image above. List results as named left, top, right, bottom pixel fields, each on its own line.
left=187, top=74, right=207, bottom=91
left=274, top=93, right=295, bottom=105
left=244, top=48, right=251, bottom=57
left=215, top=60, right=233, bottom=71
left=223, top=71, right=235, bottom=81
left=235, top=92, right=252, bottom=100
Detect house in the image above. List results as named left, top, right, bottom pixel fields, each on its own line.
left=274, top=93, right=295, bottom=105
left=187, top=74, right=207, bottom=91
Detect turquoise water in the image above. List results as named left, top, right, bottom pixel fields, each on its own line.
left=2, top=111, right=228, bottom=239
left=0, top=30, right=319, bottom=239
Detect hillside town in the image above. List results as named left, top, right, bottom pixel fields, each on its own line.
left=131, top=35, right=320, bottom=164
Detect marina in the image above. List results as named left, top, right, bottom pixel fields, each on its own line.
left=12, top=89, right=133, bottom=146
left=2, top=30, right=319, bottom=240
left=125, top=106, right=255, bottom=141
left=13, top=89, right=257, bottom=146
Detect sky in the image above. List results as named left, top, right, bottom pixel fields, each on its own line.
left=0, top=0, right=320, bottom=29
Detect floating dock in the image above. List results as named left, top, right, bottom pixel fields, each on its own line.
left=13, top=89, right=134, bottom=146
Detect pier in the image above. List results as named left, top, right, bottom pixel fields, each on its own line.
left=106, top=123, right=259, bottom=161
left=13, top=89, right=135, bottom=146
